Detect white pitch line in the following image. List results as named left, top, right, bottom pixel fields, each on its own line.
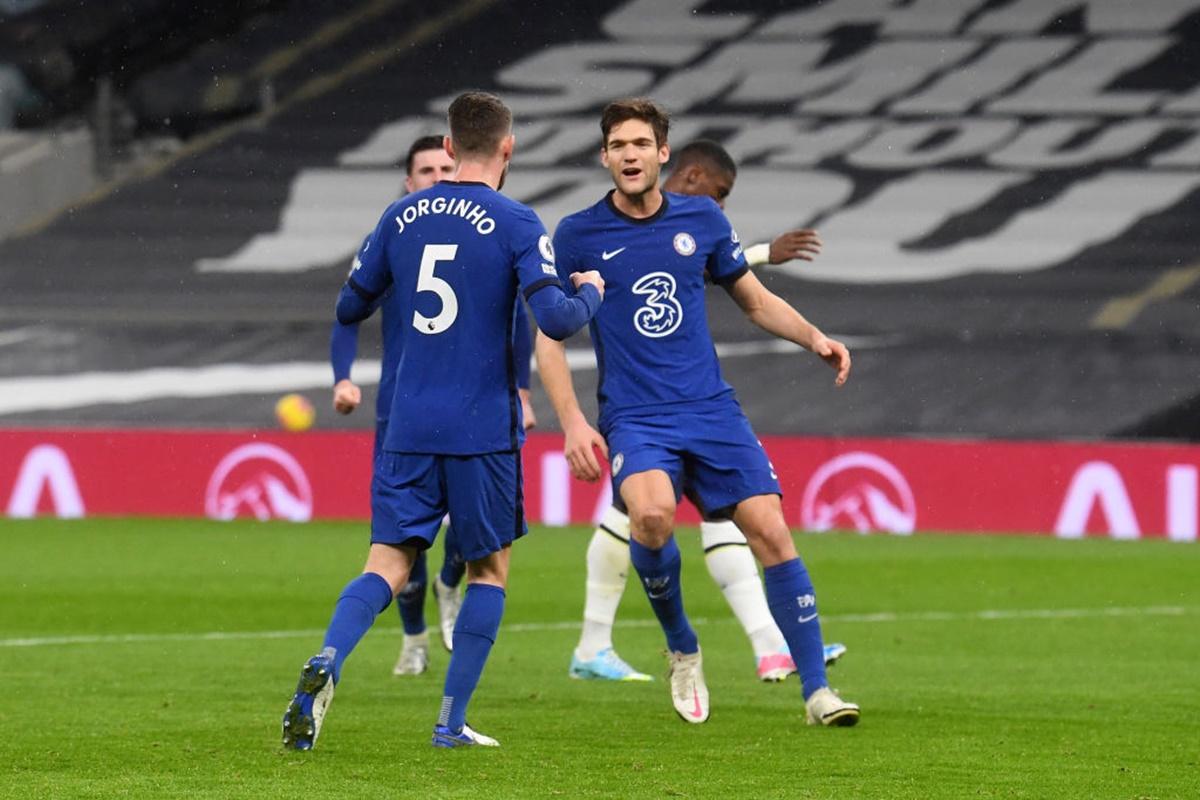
left=830, top=605, right=1189, bottom=624
left=0, top=606, right=1188, bottom=649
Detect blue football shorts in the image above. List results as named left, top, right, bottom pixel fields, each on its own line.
left=370, top=449, right=525, bottom=562
left=602, top=399, right=781, bottom=519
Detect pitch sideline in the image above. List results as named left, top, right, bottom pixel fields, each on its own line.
left=0, top=605, right=1189, bottom=649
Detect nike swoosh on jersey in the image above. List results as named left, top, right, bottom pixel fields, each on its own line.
left=798, top=613, right=819, bottom=623
left=601, top=247, right=627, bottom=260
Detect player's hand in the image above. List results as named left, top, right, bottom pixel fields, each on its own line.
left=769, top=229, right=822, bottom=264
left=811, top=335, right=851, bottom=386
left=519, top=388, right=537, bottom=431
left=333, top=379, right=362, bottom=414
left=564, top=417, right=609, bottom=482
left=570, top=270, right=605, bottom=300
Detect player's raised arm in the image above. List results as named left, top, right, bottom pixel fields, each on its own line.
left=512, top=212, right=605, bottom=340
left=761, top=228, right=822, bottom=265
left=724, top=270, right=851, bottom=386
left=525, top=273, right=604, bottom=340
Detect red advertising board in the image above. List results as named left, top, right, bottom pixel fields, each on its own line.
left=1, top=428, right=1196, bottom=541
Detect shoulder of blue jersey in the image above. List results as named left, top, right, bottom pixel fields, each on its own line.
left=664, top=191, right=722, bottom=216
left=554, top=195, right=609, bottom=235
left=486, top=189, right=540, bottom=219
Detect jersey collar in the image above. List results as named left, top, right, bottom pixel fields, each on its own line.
left=605, top=189, right=670, bottom=225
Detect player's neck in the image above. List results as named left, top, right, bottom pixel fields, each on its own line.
left=452, top=158, right=505, bottom=190
left=612, top=186, right=664, bottom=219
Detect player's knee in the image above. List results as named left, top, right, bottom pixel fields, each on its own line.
left=743, top=521, right=796, bottom=564
left=631, top=504, right=675, bottom=543
left=465, top=553, right=509, bottom=587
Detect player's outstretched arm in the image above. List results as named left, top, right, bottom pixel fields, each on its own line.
left=534, top=331, right=608, bottom=482
left=766, top=229, right=822, bottom=265
left=526, top=271, right=604, bottom=340
left=745, top=229, right=822, bottom=267
left=724, top=271, right=851, bottom=386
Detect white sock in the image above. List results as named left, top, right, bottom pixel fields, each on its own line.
left=576, top=507, right=633, bottom=661
left=701, top=519, right=786, bottom=658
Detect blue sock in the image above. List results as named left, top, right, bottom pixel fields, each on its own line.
left=396, top=551, right=427, bottom=635
left=629, top=536, right=698, bottom=654
left=764, top=558, right=827, bottom=700
left=440, top=528, right=466, bottom=588
left=321, top=572, right=393, bottom=683
left=438, top=583, right=505, bottom=732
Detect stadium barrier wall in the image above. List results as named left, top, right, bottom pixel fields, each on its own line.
left=1, top=428, right=1196, bottom=541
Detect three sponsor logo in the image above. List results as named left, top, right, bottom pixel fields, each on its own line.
left=631, top=271, right=683, bottom=337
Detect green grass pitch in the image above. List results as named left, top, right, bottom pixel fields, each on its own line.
left=1, top=518, right=1197, bottom=799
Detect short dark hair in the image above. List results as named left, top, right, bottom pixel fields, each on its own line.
left=447, top=91, right=512, bottom=157
left=600, top=98, right=669, bottom=147
left=404, top=135, right=446, bottom=174
left=672, top=139, right=737, bottom=179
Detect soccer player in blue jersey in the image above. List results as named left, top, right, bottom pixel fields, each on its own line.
left=330, top=135, right=538, bottom=677
left=538, top=99, right=859, bottom=726
left=282, top=91, right=604, bottom=751
left=568, top=139, right=845, bottom=685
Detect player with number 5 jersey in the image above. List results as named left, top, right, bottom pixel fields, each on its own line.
left=282, top=91, right=603, bottom=754
left=346, top=162, right=581, bottom=454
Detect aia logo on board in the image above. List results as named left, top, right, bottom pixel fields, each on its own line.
left=204, top=443, right=313, bottom=522
left=801, top=452, right=916, bottom=534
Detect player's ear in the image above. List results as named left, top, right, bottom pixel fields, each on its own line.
left=404, top=175, right=415, bottom=193
left=500, top=133, right=514, bottom=163
left=658, top=142, right=670, bottom=166
left=443, top=135, right=456, bottom=161
left=600, top=145, right=610, bottom=169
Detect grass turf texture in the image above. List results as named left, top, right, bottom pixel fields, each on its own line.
left=1, top=519, right=1197, bottom=799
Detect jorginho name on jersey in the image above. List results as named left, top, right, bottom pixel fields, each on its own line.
left=553, top=191, right=748, bottom=425
left=344, top=181, right=562, bottom=455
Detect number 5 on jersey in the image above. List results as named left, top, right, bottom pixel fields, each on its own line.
left=413, top=244, right=458, bottom=334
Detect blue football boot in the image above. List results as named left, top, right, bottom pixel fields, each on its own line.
left=282, top=650, right=335, bottom=750
left=432, top=723, right=499, bottom=748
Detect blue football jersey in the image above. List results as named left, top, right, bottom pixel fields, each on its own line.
left=553, top=191, right=749, bottom=425
left=336, top=236, right=537, bottom=425
left=350, top=181, right=562, bottom=454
